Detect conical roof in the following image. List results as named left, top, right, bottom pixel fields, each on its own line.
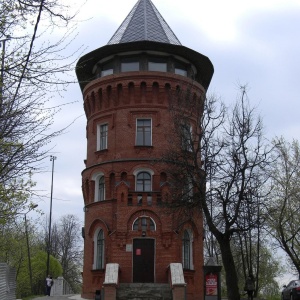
left=107, top=0, right=181, bottom=45
left=76, top=0, right=214, bottom=92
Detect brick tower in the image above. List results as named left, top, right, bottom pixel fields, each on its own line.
left=76, top=1, right=214, bottom=299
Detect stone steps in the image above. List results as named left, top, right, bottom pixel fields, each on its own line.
left=117, top=283, right=172, bottom=300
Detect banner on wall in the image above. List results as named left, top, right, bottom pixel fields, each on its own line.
left=205, top=273, right=218, bottom=296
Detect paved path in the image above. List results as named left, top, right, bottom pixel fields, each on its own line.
left=29, top=295, right=86, bottom=300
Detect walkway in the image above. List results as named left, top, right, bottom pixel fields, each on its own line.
left=29, top=295, right=86, bottom=300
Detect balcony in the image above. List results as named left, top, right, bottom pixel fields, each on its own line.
left=127, top=192, right=162, bottom=207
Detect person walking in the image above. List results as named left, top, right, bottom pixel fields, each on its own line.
left=45, top=274, right=53, bottom=296
left=245, top=274, right=255, bottom=300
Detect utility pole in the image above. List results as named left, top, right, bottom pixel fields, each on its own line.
left=22, top=204, right=38, bottom=294
left=46, top=155, right=56, bottom=276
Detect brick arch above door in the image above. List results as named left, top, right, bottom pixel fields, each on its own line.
left=127, top=209, right=162, bottom=232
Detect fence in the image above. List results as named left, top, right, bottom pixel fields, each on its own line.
left=0, top=263, right=16, bottom=300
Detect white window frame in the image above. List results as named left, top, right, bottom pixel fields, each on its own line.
left=97, top=123, right=108, bottom=151
left=133, top=168, right=154, bottom=192
left=93, top=228, right=105, bottom=269
left=182, top=229, right=194, bottom=270
left=136, top=118, right=152, bottom=146
left=92, top=172, right=105, bottom=202
left=132, top=216, right=156, bottom=231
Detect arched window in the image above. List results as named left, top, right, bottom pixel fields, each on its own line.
left=92, top=173, right=106, bottom=202
left=94, top=229, right=105, bottom=269
left=182, top=230, right=193, bottom=270
left=98, top=176, right=105, bottom=201
left=132, top=216, right=156, bottom=231
left=136, top=172, right=151, bottom=191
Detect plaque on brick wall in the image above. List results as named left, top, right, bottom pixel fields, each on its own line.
left=126, top=244, right=132, bottom=252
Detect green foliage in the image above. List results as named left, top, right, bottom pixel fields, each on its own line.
left=16, top=250, right=62, bottom=298
left=223, top=230, right=282, bottom=299
left=0, top=215, right=62, bottom=298
left=268, top=138, right=300, bottom=274
left=266, top=295, right=281, bottom=300
left=0, top=176, right=36, bottom=226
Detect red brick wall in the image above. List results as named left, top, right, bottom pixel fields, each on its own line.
left=81, top=71, right=205, bottom=299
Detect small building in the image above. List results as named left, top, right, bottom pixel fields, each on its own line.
left=76, top=0, right=214, bottom=299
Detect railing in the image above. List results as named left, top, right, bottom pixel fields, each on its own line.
left=0, top=263, right=16, bottom=300
left=127, top=192, right=162, bottom=206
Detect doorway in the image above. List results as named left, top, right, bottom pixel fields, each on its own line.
left=133, top=238, right=155, bottom=282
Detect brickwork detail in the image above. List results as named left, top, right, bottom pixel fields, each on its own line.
left=80, top=71, right=206, bottom=300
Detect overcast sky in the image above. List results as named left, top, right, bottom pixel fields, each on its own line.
left=30, top=0, right=300, bottom=275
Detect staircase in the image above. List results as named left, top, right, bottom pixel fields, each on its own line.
left=117, top=283, right=173, bottom=300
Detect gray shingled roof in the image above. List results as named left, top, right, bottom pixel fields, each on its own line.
left=107, top=0, right=181, bottom=45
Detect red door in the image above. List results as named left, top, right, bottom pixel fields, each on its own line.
left=133, top=239, right=155, bottom=282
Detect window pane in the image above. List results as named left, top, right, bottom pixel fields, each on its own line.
left=175, top=68, right=187, bottom=76
left=175, top=61, right=187, bottom=77
left=121, top=62, right=139, bottom=72
left=98, top=176, right=105, bottom=201
left=133, top=219, right=139, bottom=231
left=136, top=172, right=151, bottom=191
left=100, top=61, right=114, bottom=77
left=136, top=181, right=143, bottom=192
left=99, top=124, right=108, bottom=150
left=133, top=217, right=156, bottom=232
left=136, top=131, right=144, bottom=146
left=144, top=181, right=151, bottom=191
left=181, top=123, right=192, bottom=151
left=183, top=231, right=190, bottom=269
left=149, top=62, right=167, bottom=72
left=101, top=69, right=113, bottom=77
left=149, top=219, right=155, bottom=230
left=96, top=230, right=104, bottom=269
left=136, top=119, right=151, bottom=146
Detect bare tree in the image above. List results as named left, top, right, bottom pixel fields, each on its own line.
left=164, top=85, right=272, bottom=300
left=0, top=0, right=83, bottom=220
left=231, top=235, right=281, bottom=298
left=50, top=214, right=83, bottom=292
left=267, top=138, right=300, bottom=278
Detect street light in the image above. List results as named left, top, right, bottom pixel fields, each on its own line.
left=46, top=155, right=56, bottom=277
left=23, top=204, right=38, bottom=295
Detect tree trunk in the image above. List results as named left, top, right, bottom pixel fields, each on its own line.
left=218, top=238, right=241, bottom=300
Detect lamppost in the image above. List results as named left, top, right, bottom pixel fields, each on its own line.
left=46, top=155, right=56, bottom=276
left=22, top=204, right=38, bottom=294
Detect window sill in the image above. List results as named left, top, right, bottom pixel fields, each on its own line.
left=95, top=149, right=108, bottom=154
left=183, top=269, right=195, bottom=275
left=92, top=268, right=105, bottom=273
left=134, top=145, right=153, bottom=148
